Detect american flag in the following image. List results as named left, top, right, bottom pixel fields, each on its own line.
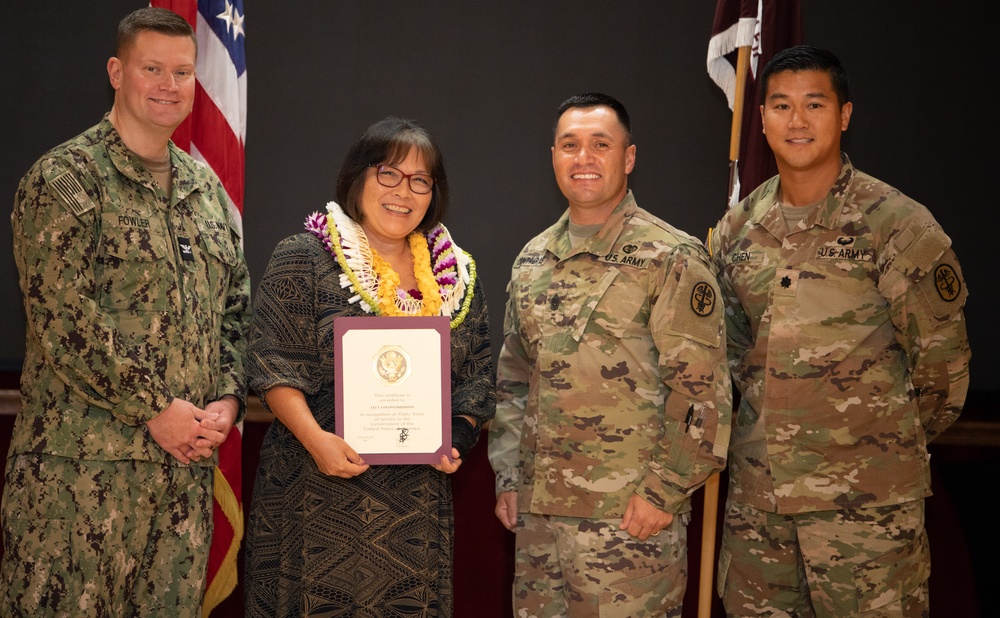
left=707, top=0, right=802, bottom=205
left=149, top=1, right=247, bottom=615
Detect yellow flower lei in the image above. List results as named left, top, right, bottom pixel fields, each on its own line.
left=307, top=205, right=477, bottom=328
left=369, top=233, right=443, bottom=317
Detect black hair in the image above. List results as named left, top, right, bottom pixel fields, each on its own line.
left=760, top=45, right=850, bottom=107
left=553, top=93, right=632, bottom=144
left=335, top=116, right=449, bottom=231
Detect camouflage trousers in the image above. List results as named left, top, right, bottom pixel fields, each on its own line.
left=717, top=500, right=930, bottom=618
left=0, top=454, right=213, bottom=618
left=512, top=511, right=690, bottom=618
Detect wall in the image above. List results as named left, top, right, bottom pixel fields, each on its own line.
left=1, top=2, right=997, bottom=403
left=0, top=2, right=996, bottom=616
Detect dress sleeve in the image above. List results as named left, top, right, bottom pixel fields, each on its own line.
left=246, top=234, right=327, bottom=404
left=450, top=275, right=496, bottom=427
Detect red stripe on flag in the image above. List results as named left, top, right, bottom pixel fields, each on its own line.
left=205, top=427, right=242, bottom=583
left=191, top=82, right=245, bottom=214
left=149, top=3, right=247, bottom=615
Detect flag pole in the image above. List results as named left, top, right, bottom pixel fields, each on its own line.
left=699, top=43, right=751, bottom=618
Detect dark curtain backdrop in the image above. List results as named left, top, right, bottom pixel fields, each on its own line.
left=1, top=2, right=995, bottom=404
left=1, top=4, right=997, bottom=617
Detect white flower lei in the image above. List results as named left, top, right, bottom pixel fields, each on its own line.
left=305, top=202, right=476, bottom=327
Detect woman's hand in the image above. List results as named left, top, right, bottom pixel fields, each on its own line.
left=264, top=386, right=370, bottom=478
left=306, top=430, right=370, bottom=478
left=431, top=447, right=462, bottom=474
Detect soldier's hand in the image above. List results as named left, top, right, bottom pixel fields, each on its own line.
left=620, top=494, right=673, bottom=540
left=146, top=398, right=222, bottom=464
left=495, top=491, right=518, bottom=531
left=199, top=395, right=239, bottom=448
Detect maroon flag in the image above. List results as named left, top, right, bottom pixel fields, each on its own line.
left=708, top=0, right=802, bottom=204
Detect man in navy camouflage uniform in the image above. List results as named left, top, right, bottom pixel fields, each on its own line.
left=488, top=93, right=731, bottom=617
left=710, top=46, right=970, bottom=617
left=1, top=8, right=249, bottom=617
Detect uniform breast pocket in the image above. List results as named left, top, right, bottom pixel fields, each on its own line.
left=576, top=270, right=647, bottom=356
left=98, top=216, right=172, bottom=312
left=197, top=222, right=239, bottom=314
left=789, top=267, right=886, bottom=366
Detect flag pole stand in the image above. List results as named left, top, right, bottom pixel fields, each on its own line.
left=699, top=43, right=750, bottom=618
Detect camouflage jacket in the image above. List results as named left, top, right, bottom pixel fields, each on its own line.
left=488, top=192, right=731, bottom=518
left=10, top=115, right=250, bottom=465
left=710, top=154, right=970, bottom=514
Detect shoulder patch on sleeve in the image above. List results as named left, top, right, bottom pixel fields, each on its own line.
left=932, top=264, right=962, bottom=302
left=45, top=170, right=95, bottom=217
left=664, top=260, right=722, bottom=347
left=920, top=256, right=968, bottom=316
left=690, top=281, right=717, bottom=317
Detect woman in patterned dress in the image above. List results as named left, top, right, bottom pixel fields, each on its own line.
left=244, top=116, right=495, bottom=617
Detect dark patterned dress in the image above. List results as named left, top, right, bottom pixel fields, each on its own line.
left=245, top=232, right=495, bottom=617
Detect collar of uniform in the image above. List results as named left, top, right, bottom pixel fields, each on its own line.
left=98, top=113, right=209, bottom=207
left=547, top=190, right=637, bottom=260
left=817, top=152, right=858, bottom=230
left=748, top=153, right=856, bottom=235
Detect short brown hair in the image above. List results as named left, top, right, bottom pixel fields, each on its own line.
left=116, top=7, right=196, bottom=59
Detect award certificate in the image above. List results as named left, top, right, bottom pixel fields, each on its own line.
left=334, top=315, right=451, bottom=464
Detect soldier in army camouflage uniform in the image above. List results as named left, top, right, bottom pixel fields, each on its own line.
left=1, top=8, right=249, bottom=617
left=710, top=46, right=970, bottom=617
left=488, top=93, right=732, bottom=617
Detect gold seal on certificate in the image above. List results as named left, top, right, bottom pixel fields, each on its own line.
left=334, top=316, right=451, bottom=464
left=373, top=346, right=411, bottom=385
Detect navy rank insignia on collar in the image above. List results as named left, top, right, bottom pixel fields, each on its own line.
left=690, top=281, right=716, bottom=317
left=934, top=264, right=961, bottom=301
left=178, top=237, right=194, bottom=261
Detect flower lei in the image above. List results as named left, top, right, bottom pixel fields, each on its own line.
left=305, top=202, right=476, bottom=329
left=369, top=234, right=442, bottom=316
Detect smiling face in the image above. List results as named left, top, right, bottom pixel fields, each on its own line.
left=551, top=106, right=636, bottom=224
left=107, top=30, right=196, bottom=139
left=761, top=69, right=853, bottom=178
left=359, top=148, right=433, bottom=251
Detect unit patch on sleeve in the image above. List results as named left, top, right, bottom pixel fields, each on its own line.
left=690, top=281, right=716, bottom=317
left=934, top=263, right=961, bottom=302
